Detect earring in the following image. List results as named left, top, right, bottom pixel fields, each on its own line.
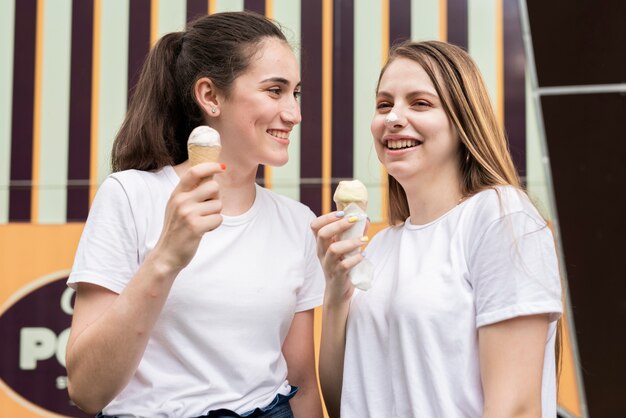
left=211, top=107, right=217, bottom=114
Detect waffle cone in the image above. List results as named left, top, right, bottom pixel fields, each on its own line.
left=188, top=144, right=222, bottom=166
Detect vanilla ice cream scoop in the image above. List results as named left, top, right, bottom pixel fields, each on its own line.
left=333, top=179, right=373, bottom=291
left=187, top=126, right=221, bottom=166
left=333, top=179, right=368, bottom=212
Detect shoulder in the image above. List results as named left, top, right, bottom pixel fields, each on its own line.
left=105, top=166, right=176, bottom=202
left=256, top=185, right=317, bottom=222
left=465, top=186, right=545, bottom=227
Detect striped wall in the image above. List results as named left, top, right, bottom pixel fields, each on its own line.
left=0, top=0, right=581, bottom=416
left=0, top=0, right=536, bottom=224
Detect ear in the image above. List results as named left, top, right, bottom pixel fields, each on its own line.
left=194, top=77, right=222, bottom=117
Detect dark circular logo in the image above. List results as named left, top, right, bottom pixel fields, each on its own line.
left=0, top=271, right=90, bottom=417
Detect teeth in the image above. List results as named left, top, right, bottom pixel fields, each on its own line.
left=268, top=129, right=289, bottom=139
left=386, top=139, right=419, bottom=149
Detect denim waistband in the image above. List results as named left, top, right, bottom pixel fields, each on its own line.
left=96, top=386, right=298, bottom=418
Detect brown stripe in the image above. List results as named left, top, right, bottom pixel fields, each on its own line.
left=243, top=0, right=266, bottom=182
left=447, top=0, right=468, bottom=49
left=503, top=0, right=526, bottom=179
left=389, top=0, right=411, bottom=46
left=186, top=0, right=207, bottom=21
left=300, top=0, right=323, bottom=215
left=9, top=0, right=37, bottom=222
left=66, top=0, right=94, bottom=221
left=331, top=0, right=354, bottom=199
left=128, top=0, right=151, bottom=99
left=244, top=0, right=265, bottom=15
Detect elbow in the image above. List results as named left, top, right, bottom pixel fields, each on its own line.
left=483, top=402, right=541, bottom=418
left=67, top=376, right=110, bottom=415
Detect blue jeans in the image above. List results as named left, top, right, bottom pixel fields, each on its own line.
left=96, top=386, right=297, bottom=418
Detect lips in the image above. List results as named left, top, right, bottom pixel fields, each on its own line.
left=267, top=129, right=290, bottom=140
left=384, top=137, right=423, bottom=150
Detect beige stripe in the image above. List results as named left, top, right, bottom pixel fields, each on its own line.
left=495, top=0, right=503, bottom=127
left=264, top=0, right=274, bottom=189
left=439, top=0, right=447, bottom=41
left=90, top=0, right=102, bottom=204
left=379, top=0, right=389, bottom=223
left=322, top=0, right=332, bottom=213
left=31, top=0, right=45, bottom=223
left=151, top=0, right=159, bottom=46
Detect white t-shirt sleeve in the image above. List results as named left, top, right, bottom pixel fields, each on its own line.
left=294, top=211, right=325, bottom=312
left=469, top=211, right=563, bottom=328
left=67, top=175, right=139, bottom=293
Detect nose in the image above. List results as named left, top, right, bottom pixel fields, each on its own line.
left=384, top=109, right=405, bottom=130
left=281, top=101, right=302, bottom=126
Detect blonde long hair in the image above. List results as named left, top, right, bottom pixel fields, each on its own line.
left=379, top=40, right=521, bottom=225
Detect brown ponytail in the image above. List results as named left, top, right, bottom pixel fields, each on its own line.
left=111, top=11, right=288, bottom=172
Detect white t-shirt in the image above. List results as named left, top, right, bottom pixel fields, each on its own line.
left=341, top=186, right=563, bottom=418
left=68, top=166, right=324, bottom=418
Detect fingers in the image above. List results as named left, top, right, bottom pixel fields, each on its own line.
left=310, top=211, right=345, bottom=236
left=178, top=162, right=225, bottom=192
left=324, top=235, right=368, bottom=266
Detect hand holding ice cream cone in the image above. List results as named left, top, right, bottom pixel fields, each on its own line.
left=333, top=180, right=374, bottom=290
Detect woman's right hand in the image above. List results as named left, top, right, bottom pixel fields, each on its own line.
left=153, top=162, right=225, bottom=273
left=311, top=213, right=367, bottom=306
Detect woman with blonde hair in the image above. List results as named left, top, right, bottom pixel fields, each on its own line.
left=313, top=40, right=562, bottom=417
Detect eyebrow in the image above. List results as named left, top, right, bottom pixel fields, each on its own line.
left=376, top=90, right=438, bottom=99
left=260, top=77, right=302, bottom=88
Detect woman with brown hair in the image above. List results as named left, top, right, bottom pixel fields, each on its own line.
left=66, top=12, right=323, bottom=418
left=313, top=40, right=562, bottom=417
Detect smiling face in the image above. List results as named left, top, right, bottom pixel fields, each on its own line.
left=214, top=37, right=301, bottom=169
left=371, top=57, right=461, bottom=186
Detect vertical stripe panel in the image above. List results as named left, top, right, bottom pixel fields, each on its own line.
left=389, top=0, right=411, bottom=46
left=242, top=0, right=266, bottom=182
left=331, top=0, right=354, bottom=205
left=67, top=0, right=94, bottom=221
left=157, top=0, right=186, bottom=38
left=300, top=0, right=323, bottom=215
left=411, top=0, right=440, bottom=41
left=214, top=0, right=243, bottom=13
left=503, top=0, right=525, bottom=178
left=353, top=0, right=383, bottom=222
left=447, top=0, right=468, bottom=48
left=186, top=0, right=207, bottom=20
left=97, top=0, right=129, bottom=185
left=468, top=0, right=498, bottom=117
left=9, top=0, right=37, bottom=222
left=244, top=0, right=264, bottom=14
left=321, top=0, right=332, bottom=213
left=128, top=0, right=151, bottom=96
left=270, top=0, right=301, bottom=201
left=0, top=0, right=16, bottom=223
left=38, top=0, right=72, bottom=223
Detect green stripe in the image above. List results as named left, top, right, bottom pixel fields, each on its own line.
left=354, top=0, right=383, bottom=222
left=468, top=0, right=498, bottom=110
left=97, top=0, right=129, bottom=185
left=215, top=0, right=244, bottom=13
left=38, top=0, right=72, bottom=223
left=271, top=0, right=301, bottom=201
left=0, top=0, right=15, bottom=223
left=411, top=0, right=440, bottom=41
left=158, top=0, right=186, bottom=37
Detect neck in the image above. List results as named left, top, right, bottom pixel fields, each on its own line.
left=400, top=168, right=463, bottom=225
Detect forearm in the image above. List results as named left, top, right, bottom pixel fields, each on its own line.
left=318, top=300, right=351, bottom=418
left=66, top=252, right=180, bottom=413
left=289, top=381, right=323, bottom=418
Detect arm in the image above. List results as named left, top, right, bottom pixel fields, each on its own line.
left=479, top=314, right=550, bottom=418
left=66, top=163, right=224, bottom=413
left=282, top=309, right=323, bottom=418
left=311, top=213, right=367, bottom=418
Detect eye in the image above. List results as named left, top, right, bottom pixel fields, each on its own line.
left=376, top=101, right=392, bottom=111
left=268, top=87, right=282, bottom=96
left=413, top=100, right=431, bottom=108
left=294, top=90, right=302, bottom=100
